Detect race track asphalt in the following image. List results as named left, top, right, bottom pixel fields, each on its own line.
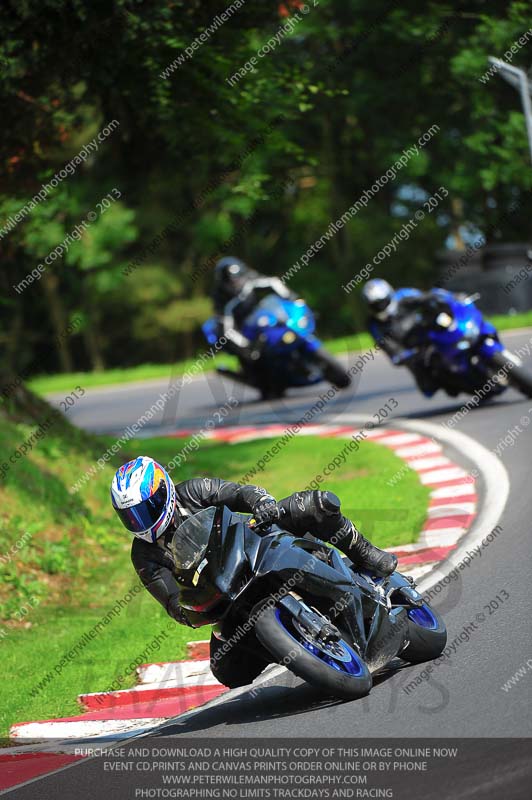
left=15, top=330, right=531, bottom=798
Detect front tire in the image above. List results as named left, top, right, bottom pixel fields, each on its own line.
left=489, top=350, right=532, bottom=399
left=313, top=348, right=351, bottom=389
left=254, top=602, right=372, bottom=699
left=400, top=603, right=447, bottom=664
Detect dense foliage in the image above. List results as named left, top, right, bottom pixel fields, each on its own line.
left=1, top=0, right=531, bottom=377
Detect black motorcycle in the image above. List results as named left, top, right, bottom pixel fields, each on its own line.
left=172, top=506, right=447, bottom=699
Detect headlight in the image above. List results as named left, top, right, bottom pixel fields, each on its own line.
left=463, top=320, right=480, bottom=341
left=436, top=312, right=453, bottom=328
left=282, top=331, right=297, bottom=343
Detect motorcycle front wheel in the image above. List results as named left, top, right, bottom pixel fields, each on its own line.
left=400, top=603, right=447, bottom=664
left=488, top=350, right=532, bottom=399
left=254, top=602, right=372, bottom=699
left=313, top=348, right=351, bottom=389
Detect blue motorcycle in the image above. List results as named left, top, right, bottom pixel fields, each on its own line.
left=389, top=288, right=532, bottom=399
left=203, top=294, right=351, bottom=399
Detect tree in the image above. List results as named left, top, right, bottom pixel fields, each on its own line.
left=1, top=0, right=530, bottom=378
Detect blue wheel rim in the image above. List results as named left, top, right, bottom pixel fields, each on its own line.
left=407, top=604, right=439, bottom=630
left=274, top=608, right=364, bottom=677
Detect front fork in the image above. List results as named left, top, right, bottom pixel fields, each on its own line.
left=358, top=573, right=424, bottom=670
left=478, top=334, right=504, bottom=362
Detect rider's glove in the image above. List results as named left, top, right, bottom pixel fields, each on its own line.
left=251, top=495, right=281, bottom=530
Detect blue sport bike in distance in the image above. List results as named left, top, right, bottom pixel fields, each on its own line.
left=382, top=288, right=532, bottom=400
left=203, top=293, right=351, bottom=400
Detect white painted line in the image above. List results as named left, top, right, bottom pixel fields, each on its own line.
left=430, top=481, right=477, bottom=500
left=10, top=719, right=161, bottom=742
left=81, top=674, right=219, bottom=699
left=430, top=483, right=476, bottom=499
left=417, top=528, right=466, bottom=546
left=221, top=423, right=346, bottom=444
left=388, top=543, right=424, bottom=554
left=390, top=541, right=446, bottom=554
left=393, top=528, right=463, bottom=550
left=420, top=466, right=468, bottom=484
left=407, top=563, right=438, bottom=581
left=427, top=502, right=476, bottom=518
left=394, top=442, right=441, bottom=458
left=406, top=455, right=451, bottom=471
left=366, top=432, right=422, bottom=446
left=230, top=431, right=284, bottom=443
left=300, top=424, right=352, bottom=436
left=137, top=660, right=212, bottom=685
left=390, top=417, right=510, bottom=593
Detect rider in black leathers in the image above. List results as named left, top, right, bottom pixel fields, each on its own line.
left=125, top=473, right=397, bottom=689
left=362, top=279, right=448, bottom=396
left=211, top=257, right=295, bottom=368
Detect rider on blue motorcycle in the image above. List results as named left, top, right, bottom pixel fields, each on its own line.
left=212, top=257, right=295, bottom=365
left=362, top=279, right=449, bottom=396
left=111, top=457, right=397, bottom=688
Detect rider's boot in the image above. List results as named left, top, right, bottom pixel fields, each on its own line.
left=334, top=519, right=397, bottom=577
left=283, top=490, right=398, bottom=578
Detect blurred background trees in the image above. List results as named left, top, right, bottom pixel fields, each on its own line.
left=1, top=0, right=531, bottom=377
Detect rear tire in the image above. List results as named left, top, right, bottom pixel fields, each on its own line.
left=259, top=385, right=286, bottom=401
left=489, top=350, right=532, bottom=398
left=313, top=348, right=351, bottom=389
left=254, top=602, right=371, bottom=699
left=400, top=604, right=447, bottom=664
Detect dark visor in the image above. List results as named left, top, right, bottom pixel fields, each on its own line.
left=116, top=481, right=168, bottom=533
left=373, top=298, right=390, bottom=312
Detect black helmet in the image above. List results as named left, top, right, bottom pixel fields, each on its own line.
left=213, top=257, right=250, bottom=297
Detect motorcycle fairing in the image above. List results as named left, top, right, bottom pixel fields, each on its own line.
left=179, top=508, right=424, bottom=667
left=241, top=295, right=317, bottom=340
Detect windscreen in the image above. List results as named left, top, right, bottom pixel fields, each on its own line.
left=170, top=506, right=217, bottom=570
left=255, top=294, right=289, bottom=322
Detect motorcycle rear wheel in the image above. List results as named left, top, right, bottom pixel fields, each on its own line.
left=254, top=602, right=372, bottom=699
